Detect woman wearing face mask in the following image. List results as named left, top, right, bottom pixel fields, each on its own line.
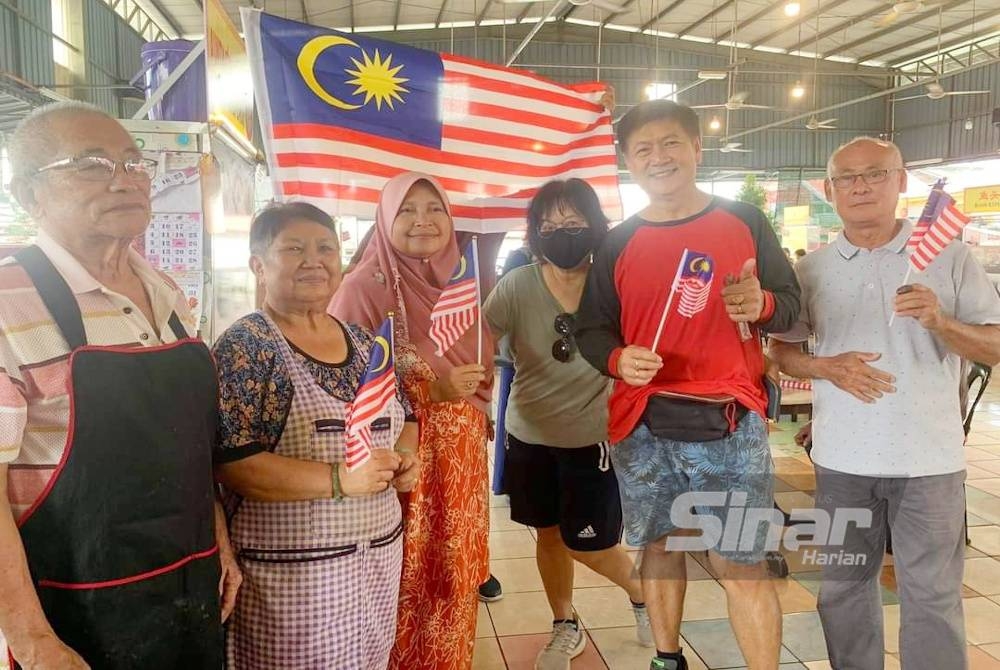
left=483, top=179, right=650, bottom=670
left=329, top=172, right=492, bottom=670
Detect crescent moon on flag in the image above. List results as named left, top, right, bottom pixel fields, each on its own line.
left=297, top=35, right=363, bottom=111
left=371, top=336, right=391, bottom=373
left=689, top=256, right=709, bottom=272
left=450, top=256, right=468, bottom=281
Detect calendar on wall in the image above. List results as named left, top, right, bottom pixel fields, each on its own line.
left=138, top=151, right=206, bottom=324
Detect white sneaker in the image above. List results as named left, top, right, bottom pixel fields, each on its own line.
left=534, top=619, right=586, bottom=670
left=633, top=604, right=654, bottom=647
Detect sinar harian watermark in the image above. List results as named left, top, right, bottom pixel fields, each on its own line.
left=664, top=492, right=873, bottom=565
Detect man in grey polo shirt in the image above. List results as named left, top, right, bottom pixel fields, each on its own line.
left=770, top=136, right=1000, bottom=670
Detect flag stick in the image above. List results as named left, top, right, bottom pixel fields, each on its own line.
left=651, top=249, right=689, bottom=353
left=888, top=265, right=913, bottom=327
left=471, top=236, right=483, bottom=367
left=387, top=311, right=395, bottom=356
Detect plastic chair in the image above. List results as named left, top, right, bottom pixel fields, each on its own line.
left=964, top=362, right=991, bottom=438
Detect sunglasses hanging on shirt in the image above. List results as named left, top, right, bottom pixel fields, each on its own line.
left=551, top=312, right=576, bottom=363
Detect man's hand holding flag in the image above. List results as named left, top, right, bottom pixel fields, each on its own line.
left=890, top=180, right=971, bottom=327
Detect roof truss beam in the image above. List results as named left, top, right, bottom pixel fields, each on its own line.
left=822, top=0, right=969, bottom=59
left=749, top=0, right=854, bottom=49
left=866, top=6, right=1000, bottom=64
left=784, top=2, right=879, bottom=52
left=676, top=0, right=734, bottom=38
left=639, top=0, right=692, bottom=34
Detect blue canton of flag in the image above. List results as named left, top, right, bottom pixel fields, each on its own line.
left=676, top=252, right=714, bottom=319
left=345, top=316, right=397, bottom=471
left=429, top=244, right=479, bottom=357
left=257, top=12, right=443, bottom=148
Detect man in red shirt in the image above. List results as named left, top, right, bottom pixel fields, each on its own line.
left=576, top=100, right=799, bottom=670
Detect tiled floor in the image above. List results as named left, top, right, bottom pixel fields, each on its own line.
left=474, top=390, right=1000, bottom=670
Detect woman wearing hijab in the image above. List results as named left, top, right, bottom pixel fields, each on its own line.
left=330, top=172, right=492, bottom=670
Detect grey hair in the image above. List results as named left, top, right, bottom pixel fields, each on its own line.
left=826, top=136, right=904, bottom=177
left=8, top=101, right=115, bottom=178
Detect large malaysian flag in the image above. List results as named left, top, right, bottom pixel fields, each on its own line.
left=242, top=9, right=621, bottom=233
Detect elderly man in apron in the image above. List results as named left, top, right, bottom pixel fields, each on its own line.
left=0, top=103, right=239, bottom=668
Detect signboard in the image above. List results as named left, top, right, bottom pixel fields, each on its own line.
left=204, top=0, right=254, bottom=142
left=964, top=186, right=1000, bottom=214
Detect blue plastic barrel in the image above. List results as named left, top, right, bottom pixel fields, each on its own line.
left=138, top=40, right=207, bottom=122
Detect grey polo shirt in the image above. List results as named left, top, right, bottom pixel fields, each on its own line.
left=772, top=220, right=1000, bottom=477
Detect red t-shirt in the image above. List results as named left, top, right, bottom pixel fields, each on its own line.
left=576, top=197, right=800, bottom=442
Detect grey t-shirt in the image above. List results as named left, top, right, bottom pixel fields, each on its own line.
left=484, top=264, right=610, bottom=448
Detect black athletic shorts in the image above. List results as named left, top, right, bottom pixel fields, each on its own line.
left=503, top=433, right=623, bottom=552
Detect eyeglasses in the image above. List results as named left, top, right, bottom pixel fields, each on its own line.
left=539, top=224, right=587, bottom=239
left=33, top=156, right=158, bottom=182
left=551, top=312, right=576, bottom=363
left=828, top=168, right=901, bottom=190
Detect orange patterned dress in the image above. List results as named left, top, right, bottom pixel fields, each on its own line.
left=389, top=345, right=490, bottom=670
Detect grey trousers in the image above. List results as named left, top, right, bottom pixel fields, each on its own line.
left=812, top=465, right=967, bottom=670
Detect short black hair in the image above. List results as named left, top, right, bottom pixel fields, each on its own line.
left=526, top=179, right=610, bottom=262
left=250, top=201, right=337, bottom=255
left=616, top=100, right=701, bottom=152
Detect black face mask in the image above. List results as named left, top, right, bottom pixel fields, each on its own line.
left=539, top=228, right=595, bottom=270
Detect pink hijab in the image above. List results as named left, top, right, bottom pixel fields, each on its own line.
left=329, top=172, right=494, bottom=414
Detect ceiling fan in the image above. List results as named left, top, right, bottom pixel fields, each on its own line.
left=803, top=16, right=836, bottom=130
left=500, top=0, right=626, bottom=12
left=703, top=140, right=752, bottom=153
left=875, top=1, right=946, bottom=27
left=692, top=91, right=776, bottom=111
left=806, top=115, right=837, bottom=130
left=895, top=81, right=991, bottom=101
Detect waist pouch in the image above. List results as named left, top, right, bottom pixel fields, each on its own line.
left=642, top=392, right=748, bottom=442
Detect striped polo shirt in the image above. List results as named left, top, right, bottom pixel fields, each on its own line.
left=1, top=230, right=196, bottom=520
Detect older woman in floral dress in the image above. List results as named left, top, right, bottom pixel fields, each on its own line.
left=214, top=202, right=419, bottom=669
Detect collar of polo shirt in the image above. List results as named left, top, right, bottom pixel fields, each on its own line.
left=835, top=219, right=912, bottom=260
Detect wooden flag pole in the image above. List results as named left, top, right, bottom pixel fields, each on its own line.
left=651, top=248, right=689, bottom=353
left=888, top=265, right=913, bottom=327
left=471, top=236, right=483, bottom=366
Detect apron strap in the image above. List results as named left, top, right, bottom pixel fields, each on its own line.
left=14, top=245, right=87, bottom=350
left=167, top=311, right=189, bottom=340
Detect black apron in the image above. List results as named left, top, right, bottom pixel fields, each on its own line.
left=11, top=246, right=223, bottom=670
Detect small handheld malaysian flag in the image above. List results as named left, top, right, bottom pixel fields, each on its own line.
left=429, top=242, right=480, bottom=357
left=651, top=248, right=715, bottom=352
left=345, top=315, right=397, bottom=471
left=906, top=178, right=947, bottom=253
left=676, top=252, right=715, bottom=318
left=908, top=184, right=970, bottom=273
left=889, top=181, right=971, bottom=326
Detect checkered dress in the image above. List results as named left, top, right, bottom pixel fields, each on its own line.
left=225, top=314, right=405, bottom=669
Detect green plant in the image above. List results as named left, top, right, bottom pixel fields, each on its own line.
left=736, top=175, right=779, bottom=236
